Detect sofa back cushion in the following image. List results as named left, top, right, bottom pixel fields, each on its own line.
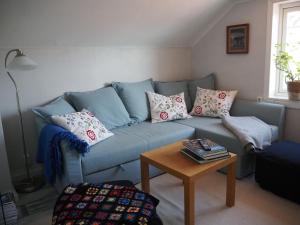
left=65, top=87, right=131, bottom=130
left=188, top=73, right=215, bottom=104
left=32, top=97, right=76, bottom=123
left=154, top=80, right=192, bottom=112
left=112, top=79, right=154, bottom=122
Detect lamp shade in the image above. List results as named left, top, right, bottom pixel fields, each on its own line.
left=7, top=55, right=37, bottom=71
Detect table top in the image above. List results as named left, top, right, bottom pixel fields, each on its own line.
left=141, top=141, right=237, bottom=180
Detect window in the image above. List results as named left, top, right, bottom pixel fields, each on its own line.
left=268, top=1, right=300, bottom=99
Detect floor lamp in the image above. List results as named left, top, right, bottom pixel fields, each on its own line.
left=4, top=49, right=44, bottom=193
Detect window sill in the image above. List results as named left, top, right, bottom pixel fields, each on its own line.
left=265, top=97, right=300, bottom=109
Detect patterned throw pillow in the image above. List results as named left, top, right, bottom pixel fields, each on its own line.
left=191, top=88, right=238, bottom=118
left=147, top=92, right=191, bottom=123
left=51, top=110, right=114, bottom=146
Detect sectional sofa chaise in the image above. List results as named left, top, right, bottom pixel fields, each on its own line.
left=33, top=75, right=285, bottom=189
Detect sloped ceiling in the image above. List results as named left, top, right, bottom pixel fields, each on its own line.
left=0, top=0, right=242, bottom=47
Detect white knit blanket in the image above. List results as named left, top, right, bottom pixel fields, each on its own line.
left=222, top=116, right=272, bottom=150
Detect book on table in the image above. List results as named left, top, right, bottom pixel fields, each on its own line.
left=181, top=138, right=229, bottom=164
left=181, top=148, right=230, bottom=164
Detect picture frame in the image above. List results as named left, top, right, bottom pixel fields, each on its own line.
left=226, top=23, right=249, bottom=54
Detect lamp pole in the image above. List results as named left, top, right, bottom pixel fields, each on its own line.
left=4, top=49, right=43, bottom=193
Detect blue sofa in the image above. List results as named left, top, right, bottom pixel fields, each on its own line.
left=33, top=77, right=285, bottom=190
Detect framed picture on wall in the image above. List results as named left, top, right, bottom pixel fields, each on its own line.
left=226, top=23, right=249, bottom=54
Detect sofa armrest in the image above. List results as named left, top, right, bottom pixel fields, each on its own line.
left=60, top=140, right=84, bottom=185
left=230, top=99, right=286, bottom=139
left=34, top=116, right=84, bottom=187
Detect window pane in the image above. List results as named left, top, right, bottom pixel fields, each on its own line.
left=279, top=8, right=300, bottom=93
left=285, top=10, right=300, bottom=60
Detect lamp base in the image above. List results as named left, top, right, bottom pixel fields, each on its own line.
left=15, top=177, right=44, bottom=193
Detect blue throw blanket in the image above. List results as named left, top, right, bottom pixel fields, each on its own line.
left=36, top=124, right=89, bottom=184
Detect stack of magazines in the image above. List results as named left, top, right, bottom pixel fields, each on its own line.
left=0, top=192, right=17, bottom=225
left=181, top=139, right=229, bottom=164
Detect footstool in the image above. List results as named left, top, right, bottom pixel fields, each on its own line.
left=255, top=141, right=300, bottom=204
left=52, top=180, right=163, bottom=225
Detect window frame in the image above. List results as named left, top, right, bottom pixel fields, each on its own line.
left=265, top=0, right=300, bottom=107
left=275, top=2, right=300, bottom=97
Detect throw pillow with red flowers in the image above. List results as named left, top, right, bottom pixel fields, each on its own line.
left=52, top=110, right=114, bottom=146
left=147, top=92, right=191, bottom=123
left=191, top=88, right=237, bottom=118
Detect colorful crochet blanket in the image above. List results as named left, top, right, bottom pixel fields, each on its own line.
left=52, top=183, right=160, bottom=225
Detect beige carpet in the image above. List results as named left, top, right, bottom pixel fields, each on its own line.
left=20, top=173, right=300, bottom=225
left=136, top=172, right=300, bottom=225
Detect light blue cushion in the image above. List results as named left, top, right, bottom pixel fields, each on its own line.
left=117, top=121, right=195, bottom=150
left=189, top=73, right=215, bottom=104
left=270, top=125, right=279, bottom=142
left=175, top=117, right=244, bottom=155
left=154, top=81, right=192, bottom=112
left=230, top=99, right=285, bottom=139
left=174, top=117, right=279, bottom=156
left=65, top=87, right=131, bottom=130
left=112, top=79, right=154, bottom=122
left=32, top=97, right=75, bottom=123
left=81, top=130, right=147, bottom=175
left=85, top=159, right=162, bottom=184
left=82, top=121, right=195, bottom=175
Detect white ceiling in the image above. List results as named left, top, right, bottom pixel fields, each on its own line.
left=0, top=0, right=243, bottom=47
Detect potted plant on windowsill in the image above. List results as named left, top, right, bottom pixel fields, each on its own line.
left=275, top=44, right=300, bottom=101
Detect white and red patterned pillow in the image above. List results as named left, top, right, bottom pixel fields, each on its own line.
left=147, top=92, right=191, bottom=123
left=51, top=110, right=113, bottom=146
left=191, top=87, right=238, bottom=118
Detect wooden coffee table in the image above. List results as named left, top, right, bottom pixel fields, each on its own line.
left=140, top=141, right=237, bottom=225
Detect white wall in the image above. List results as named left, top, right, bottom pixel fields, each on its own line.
left=0, top=114, right=14, bottom=193
left=0, top=47, right=191, bottom=178
left=0, top=0, right=234, bottom=47
left=192, top=0, right=268, bottom=100
left=0, top=0, right=211, bottom=179
left=192, top=0, right=300, bottom=142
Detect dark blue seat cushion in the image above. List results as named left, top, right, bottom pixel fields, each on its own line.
left=260, top=141, right=300, bottom=168
left=255, top=141, right=300, bottom=204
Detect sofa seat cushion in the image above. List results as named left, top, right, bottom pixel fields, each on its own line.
left=116, top=121, right=195, bottom=150
left=82, top=122, right=195, bottom=175
left=174, top=117, right=279, bottom=155
left=82, top=130, right=147, bottom=175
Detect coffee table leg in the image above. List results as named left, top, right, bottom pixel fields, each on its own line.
left=184, top=178, right=195, bottom=225
left=141, top=158, right=150, bottom=193
left=226, top=161, right=236, bottom=207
